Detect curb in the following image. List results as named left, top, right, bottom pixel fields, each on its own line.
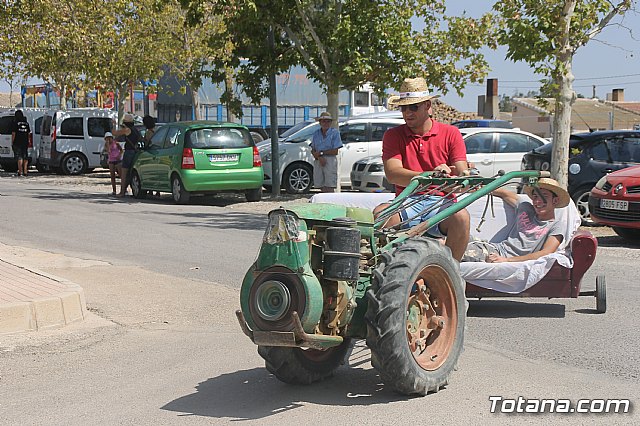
left=0, top=259, right=87, bottom=335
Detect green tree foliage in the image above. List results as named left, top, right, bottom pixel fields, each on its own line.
left=494, top=0, right=633, bottom=188
left=214, top=0, right=497, bottom=123
left=166, top=1, right=230, bottom=119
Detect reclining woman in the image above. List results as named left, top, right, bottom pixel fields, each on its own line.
left=462, top=178, right=570, bottom=263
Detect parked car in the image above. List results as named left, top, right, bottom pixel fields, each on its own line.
left=0, top=108, right=47, bottom=172
left=38, top=108, right=117, bottom=175
left=258, top=115, right=404, bottom=193
left=589, top=165, right=640, bottom=241
left=522, top=130, right=640, bottom=224
left=451, top=119, right=512, bottom=129
left=129, top=121, right=263, bottom=204
left=350, top=127, right=548, bottom=192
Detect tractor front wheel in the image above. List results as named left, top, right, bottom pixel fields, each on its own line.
left=365, top=237, right=465, bottom=396
left=258, top=339, right=352, bottom=385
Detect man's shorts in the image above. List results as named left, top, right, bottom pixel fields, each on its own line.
left=122, top=150, right=136, bottom=168
left=398, top=195, right=455, bottom=238
left=12, top=145, right=28, bottom=161
left=461, top=240, right=499, bottom=262
left=313, top=155, right=338, bottom=188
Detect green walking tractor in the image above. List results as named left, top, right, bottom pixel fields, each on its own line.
left=236, top=170, right=551, bottom=395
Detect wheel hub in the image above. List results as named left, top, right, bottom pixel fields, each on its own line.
left=254, top=280, right=291, bottom=321
left=406, top=272, right=457, bottom=371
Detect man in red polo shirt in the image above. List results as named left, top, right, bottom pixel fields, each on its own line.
left=375, top=77, right=470, bottom=261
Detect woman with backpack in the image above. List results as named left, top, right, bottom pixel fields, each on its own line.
left=111, top=113, right=142, bottom=197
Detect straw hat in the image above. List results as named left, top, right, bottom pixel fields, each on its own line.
left=123, top=113, right=135, bottom=123
left=524, top=178, right=570, bottom=208
left=389, top=77, right=440, bottom=107
left=315, top=112, right=333, bottom=121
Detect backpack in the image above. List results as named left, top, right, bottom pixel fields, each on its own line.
left=125, top=126, right=143, bottom=151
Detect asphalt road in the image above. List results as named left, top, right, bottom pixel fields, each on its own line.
left=0, top=172, right=639, bottom=424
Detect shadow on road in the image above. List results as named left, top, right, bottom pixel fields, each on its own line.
left=161, top=343, right=408, bottom=420
left=595, top=235, right=640, bottom=249
left=467, top=299, right=566, bottom=318
left=156, top=210, right=269, bottom=231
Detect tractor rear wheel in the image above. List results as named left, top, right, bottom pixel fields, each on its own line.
left=258, top=339, right=352, bottom=385
left=365, top=237, right=465, bottom=396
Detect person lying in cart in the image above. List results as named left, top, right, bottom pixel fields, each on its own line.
left=461, top=178, right=570, bottom=263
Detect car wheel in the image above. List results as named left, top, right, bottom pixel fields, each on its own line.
left=571, top=186, right=596, bottom=225
left=171, top=175, right=190, bottom=204
left=250, top=132, right=264, bottom=143
left=245, top=187, right=262, bottom=202
left=612, top=226, right=640, bottom=242
left=61, top=152, right=87, bottom=175
left=2, top=164, right=18, bottom=173
left=131, top=171, right=146, bottom=199
left=283, top=163, right=313, bottom=194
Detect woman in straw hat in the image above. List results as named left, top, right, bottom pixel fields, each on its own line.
left=462, top=178, right=571, bottom=263
left=310, top=111, right=343, bottom=192
left=374, top=77, right=470, bottom=261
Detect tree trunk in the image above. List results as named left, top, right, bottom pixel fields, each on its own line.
left=225, top=70, right=235, bottom=122
left=550, top=0, right=577, bottom=190
left=551, top=73, right=574, bottom=190
left=326, top=87, right=340, bottom=129
left=326, top=85, right=341, bottom=192
left=59, top=84, right=68, bottom=111
left=116, top=85, right=128, bottom=124
left=192, top=88, right=201, bottom=120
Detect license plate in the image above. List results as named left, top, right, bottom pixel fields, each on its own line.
left=0, top=147, right=10, bottom=155
left=600, top=199, right=628, bottom=211
left=208, top=153, right=239, bottom=162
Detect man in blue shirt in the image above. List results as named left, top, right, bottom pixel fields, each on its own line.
left=310, top=112, right=343, bottom=192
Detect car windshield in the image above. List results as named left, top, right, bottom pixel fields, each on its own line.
left=185, top=127, right=253, bottom=149
left=286, top=123, right=319, bottom=143
left=534, top=135, right=585, bottom=154
left=280, top=120, right=314, bottom=138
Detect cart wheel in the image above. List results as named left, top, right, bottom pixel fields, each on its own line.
left=596, top=275, right=606, bottom=314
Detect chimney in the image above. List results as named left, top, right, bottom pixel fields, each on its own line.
left=483, top=78, right=499, bottom=119
left=612, top=88, right=624, bottom=102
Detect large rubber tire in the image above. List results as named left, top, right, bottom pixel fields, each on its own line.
left=258, top=338, right=352, bottom=385
left=612, top=226, right=640, bottom=242
left=596, top=275, right=607, bottom=314
left=172, top=175, right=190, bottom=204
left=571, top=185, right=595, bottom=225
left=131, top=170, right=146, bottom=199
left=2, top=164, right=18, bottom=172
left=366, top=237, right=465, bottom=396
left=283, top=163, right=313, bottom=194
left=245, top=187, right=262, bottom=202
left=61, top=152, right=87, bottom=175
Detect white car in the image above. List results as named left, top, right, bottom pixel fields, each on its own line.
left=350, top=127, right=549, bottom=192
left=259, top=115, right=404, bottom=193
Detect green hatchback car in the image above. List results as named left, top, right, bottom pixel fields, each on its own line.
left=130, top=121, right=263, bottom=204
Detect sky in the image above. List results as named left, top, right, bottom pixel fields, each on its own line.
left=4, top=1, right=640, bottom=114
left=438, top=2, right=640, bottom=113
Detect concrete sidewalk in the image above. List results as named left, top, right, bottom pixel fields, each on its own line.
left=0, top=258, right=86, bottom=334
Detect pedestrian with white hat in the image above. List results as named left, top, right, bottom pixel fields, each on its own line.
left=373, top=77, right=470, bottom=261
left=310, top=111, right=343, bottom=192
left=103, top=132, right=123, bottom=195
